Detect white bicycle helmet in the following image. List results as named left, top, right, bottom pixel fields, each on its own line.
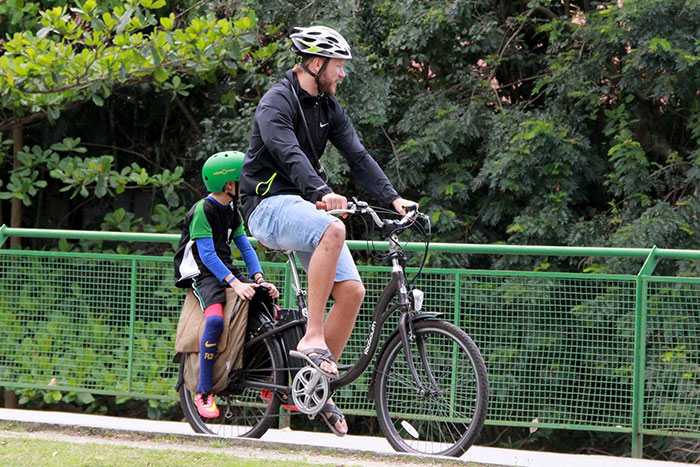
left=290, top=26, right=352, bottom=59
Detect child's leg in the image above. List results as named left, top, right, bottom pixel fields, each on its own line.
left=197, top=302, right=224, bottom=394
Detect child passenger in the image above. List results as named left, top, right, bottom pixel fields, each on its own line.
left=173, top=151, right=279, bottom=418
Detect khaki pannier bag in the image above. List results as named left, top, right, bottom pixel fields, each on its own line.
left=174, top=289, right=248, bottom=394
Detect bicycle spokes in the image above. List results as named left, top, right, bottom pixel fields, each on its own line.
left=374, top=320, right=488, bottom=457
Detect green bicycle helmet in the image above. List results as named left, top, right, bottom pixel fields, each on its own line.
left=201, top=151, right=245, bottom=193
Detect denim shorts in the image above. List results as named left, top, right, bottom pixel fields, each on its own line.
left=248, top=195, right=361, bottom=283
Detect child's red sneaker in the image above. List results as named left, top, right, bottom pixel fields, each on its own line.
left=194, top=393, right=219, bottom=418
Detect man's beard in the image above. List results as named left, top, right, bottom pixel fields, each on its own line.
left=318, top=73, right=337, bottom=96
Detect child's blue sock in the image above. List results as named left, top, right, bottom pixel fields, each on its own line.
left=197, top=304, right=224, bottom=394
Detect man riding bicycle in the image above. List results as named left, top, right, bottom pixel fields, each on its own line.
left=240, top=26, right=416, bottom=435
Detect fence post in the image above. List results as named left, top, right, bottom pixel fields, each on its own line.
left=631, top=246, right=658, bottom=458
left=451, top=271, right=463, bottom=409
left=0, top=226, right=14, bottom=406
left=127, top=258, right=138, bottom=393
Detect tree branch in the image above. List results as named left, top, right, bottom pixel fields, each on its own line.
left=174, top=96, right=202, bottom=137
left=380, top=124, right=404, bottom=190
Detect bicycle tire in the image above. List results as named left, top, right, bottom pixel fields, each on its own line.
left=374, top=319, right=488, bottom=457
left=179, top=315, right=285, bottom=438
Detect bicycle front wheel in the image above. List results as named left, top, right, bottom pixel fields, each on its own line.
left=179, top=330, right=284, bottom=438
left=374, top=319, right=488, bottom=457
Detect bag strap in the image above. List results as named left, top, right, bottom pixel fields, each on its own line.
left=287, top=79, right=326, bottom=179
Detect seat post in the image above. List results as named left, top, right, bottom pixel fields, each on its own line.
left=285, top=251, right=308, bottom=316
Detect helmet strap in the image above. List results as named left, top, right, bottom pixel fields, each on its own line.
left=299, top=56, right=330, bottom=95
left=224, top=181, right=239, bottom=202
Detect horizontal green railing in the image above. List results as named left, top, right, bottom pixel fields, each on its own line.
left=5, top=225, right=700, bottom=258
left=1, top=225, right=699, bottom=458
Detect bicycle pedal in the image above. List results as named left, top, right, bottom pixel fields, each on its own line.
left=289, top=350, right=339, bottom=380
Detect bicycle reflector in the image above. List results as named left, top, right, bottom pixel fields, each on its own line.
left=411, top=289, right=424, bottom=311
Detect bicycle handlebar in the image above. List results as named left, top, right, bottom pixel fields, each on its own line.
left=316, top=199, right=426, bottom=237
left=318, top=198, right=431, bottom=285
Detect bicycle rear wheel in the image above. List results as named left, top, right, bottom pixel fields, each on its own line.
left=179, top=326, right=284, bottom=438
left=374, top=319, right=488, bottom=457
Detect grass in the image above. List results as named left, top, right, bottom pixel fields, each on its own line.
left=0, top=421, right=495, bottom=467
left=0, top=433, right=339, bottom=467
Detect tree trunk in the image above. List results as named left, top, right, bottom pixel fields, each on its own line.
left=4, top=388, right=18, bottom=409
left=6, top=118, right=22, bottom=406
left=10, top=117, right=23, bottom=247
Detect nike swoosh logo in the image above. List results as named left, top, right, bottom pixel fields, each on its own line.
left=320, top=122, right=329, bottom=128
left=204, top=341, right=216, bottom=348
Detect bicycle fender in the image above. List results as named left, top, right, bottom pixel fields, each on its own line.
left=366, top=312, right=441, bottom=402
left=174, top=356, right=185, bottom=393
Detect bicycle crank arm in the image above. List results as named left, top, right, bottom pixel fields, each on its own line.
left=304, top=369, right=323, bottom=395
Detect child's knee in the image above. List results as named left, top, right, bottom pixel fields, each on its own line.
left=204, top=314, right=224, bottom=337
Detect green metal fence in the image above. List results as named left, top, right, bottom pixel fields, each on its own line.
left=1, top=225, right=700, bottom=457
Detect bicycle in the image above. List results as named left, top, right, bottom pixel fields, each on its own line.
left=176, top=200, right=489, bottom=457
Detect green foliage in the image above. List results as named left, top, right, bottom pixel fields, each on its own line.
left=0, top=1, right=254, bottom=121
left=144, top=203, right=188, bottom=233
left=101, top=207, right=143, bottom=231
left=0, top=0, right=258, bottom=233
left=0, top=136, right=186, bottom=218
left=3, top=0, right=699, bottom=261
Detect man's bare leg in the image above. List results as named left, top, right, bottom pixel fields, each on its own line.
left=319, top=279, right=364, bottom=435
left=296, top=220, right=345, bottom=375
left=295, top=222, right=363, bottom=435
left=324, top=280, right=364, bottom=358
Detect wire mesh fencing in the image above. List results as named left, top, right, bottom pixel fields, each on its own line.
left=1, top=238, right=700, bottom=449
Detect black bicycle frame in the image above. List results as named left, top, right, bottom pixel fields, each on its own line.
left=329, top=272, right=402, bottom=391
left=239, top=270, right=404, bottom=396
left=241, top=233, right=434, bottom=397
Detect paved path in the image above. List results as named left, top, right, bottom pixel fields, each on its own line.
left=0, top=408, right=692, bottom=467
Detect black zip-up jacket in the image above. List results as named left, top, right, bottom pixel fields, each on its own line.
left=240, top=69, right=399, bottom=221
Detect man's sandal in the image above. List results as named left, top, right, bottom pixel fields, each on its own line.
left=289, top=348, right=339, bottom=379
left=319, top=402, right=347, bottom=437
